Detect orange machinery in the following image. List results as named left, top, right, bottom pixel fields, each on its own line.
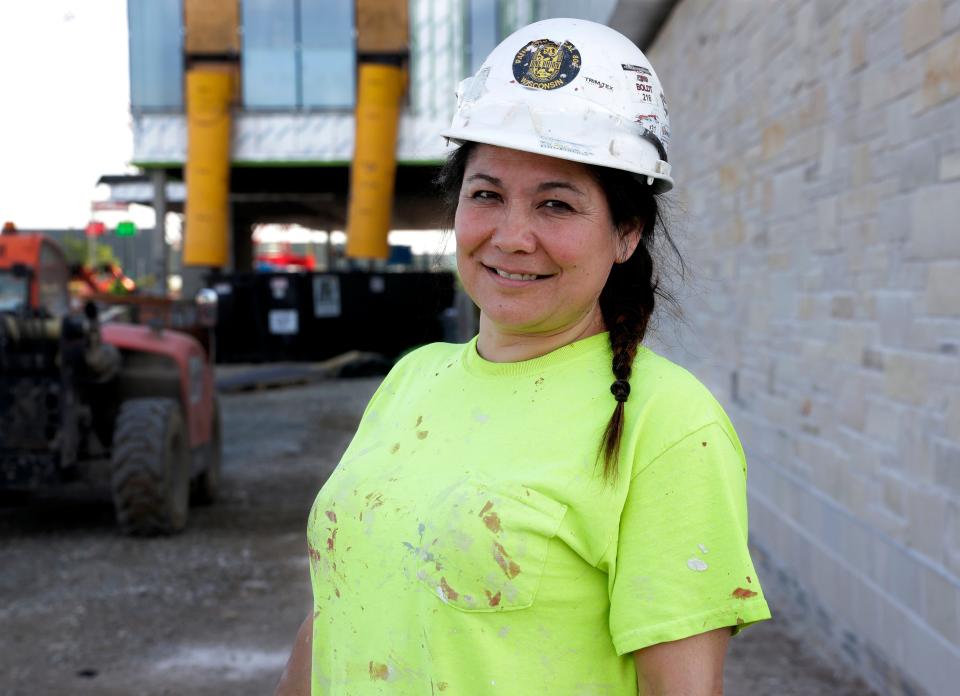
left=0, top=221, right=221, bottom=536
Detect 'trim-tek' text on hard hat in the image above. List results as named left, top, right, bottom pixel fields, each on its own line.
left=442, top=18, right=674, bottom=192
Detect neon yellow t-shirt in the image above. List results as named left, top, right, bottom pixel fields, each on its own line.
left=307, top=333, right=771, bottom=694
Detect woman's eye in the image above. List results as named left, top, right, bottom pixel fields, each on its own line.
left=542, top=199, right=574, bottom=211
left=470, top=190, right=501, bottom=202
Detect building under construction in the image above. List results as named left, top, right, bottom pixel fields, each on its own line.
left=102, top=0, right=672, bottom=362
left=113, top=0, right=670, bottom=272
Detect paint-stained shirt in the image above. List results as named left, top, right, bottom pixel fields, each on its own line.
left=307, top=332, right=771, bottom=694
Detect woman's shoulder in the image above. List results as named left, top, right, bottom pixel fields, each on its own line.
left=627, top=346, right=741, bottom=460
left=631, top=346, right=721, bottom=405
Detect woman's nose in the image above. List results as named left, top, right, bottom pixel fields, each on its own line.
left=491, top=205, right=537, bottom=253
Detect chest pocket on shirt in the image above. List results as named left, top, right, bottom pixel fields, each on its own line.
left=410, top=480, right=567, bottom=612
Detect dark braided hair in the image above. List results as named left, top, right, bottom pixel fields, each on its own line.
left=436, top=142, right=683, bottom=483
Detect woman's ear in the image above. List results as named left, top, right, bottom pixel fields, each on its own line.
left=615, top=220, right=643, bottom=264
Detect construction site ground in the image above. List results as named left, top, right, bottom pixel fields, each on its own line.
left=0, top=374, right=878, bottom=695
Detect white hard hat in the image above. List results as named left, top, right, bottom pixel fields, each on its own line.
left=441, top=18, right=674, bottom=192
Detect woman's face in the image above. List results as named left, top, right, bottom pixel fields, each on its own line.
left=455, top=145, right=638, bottom=338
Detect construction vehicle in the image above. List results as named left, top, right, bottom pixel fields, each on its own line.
left=0, top=223, right=220, bottom=535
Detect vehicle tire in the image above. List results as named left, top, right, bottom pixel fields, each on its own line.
left=110, top=398, right=190, bottom=536
left=192, top=396, right=222, bottom=505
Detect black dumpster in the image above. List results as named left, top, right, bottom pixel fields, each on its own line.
left=212, top=271, right=457, bottom=363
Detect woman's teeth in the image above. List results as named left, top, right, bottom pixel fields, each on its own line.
left=495, top=268, right=539, bottom=281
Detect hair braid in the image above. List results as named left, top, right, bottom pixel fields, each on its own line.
left=587, top=163, right=673, bottom=483
left=597, top=240, right=658, bottom=480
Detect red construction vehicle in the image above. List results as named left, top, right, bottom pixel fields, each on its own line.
left=0, top=222, right=221, bottom=535
left=255, top=242, right=316, bottom=272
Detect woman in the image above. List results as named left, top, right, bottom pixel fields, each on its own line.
left=277, top=18, right=770, bottom=695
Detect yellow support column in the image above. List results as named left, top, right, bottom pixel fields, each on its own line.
left=184, top=65, right=234, bottom=267
left=345, top=62, right=407, bottom=260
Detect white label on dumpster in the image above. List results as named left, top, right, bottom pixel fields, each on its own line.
left=270, top=276, right=290, bottom=300
left=268, top=309, right=299, bottom=335
left=313, top=275, right=341, bottom=317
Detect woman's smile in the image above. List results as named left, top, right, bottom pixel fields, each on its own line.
left=483, top=264, right=555, bottom=283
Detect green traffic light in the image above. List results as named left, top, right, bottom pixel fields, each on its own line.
left=115, top=221, right=137, bottom=237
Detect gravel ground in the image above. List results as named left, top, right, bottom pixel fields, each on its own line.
left=0, top=376, right=878, bottom=695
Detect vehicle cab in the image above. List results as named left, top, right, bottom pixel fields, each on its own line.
left=0, top=222, right=70, bottom=317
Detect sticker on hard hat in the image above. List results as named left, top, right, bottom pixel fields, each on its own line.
left=538, top=136, right=593, bottom=157
left=621, top=64, right=652, bottom=76
left=512, top=39, right=581, bottom=90
left=622, top=63, right=655, bottom=104
left=635, top=114, right=659, bottom=133
left=464, top=66, right=491, bottom=103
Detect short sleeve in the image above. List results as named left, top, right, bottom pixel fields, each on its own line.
left=608, top=422, right=771, bottom=655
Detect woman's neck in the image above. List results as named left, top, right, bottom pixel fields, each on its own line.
left=475, top=310, right=606, bottom=363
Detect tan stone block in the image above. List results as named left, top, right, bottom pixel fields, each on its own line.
left=824, top=13, right=843, bottom=56
left=920, top=32, right=960, bottom=109
left=837, top=376, right=866, bottom=431
left=715, top=215, right=745, bottom=247
left=793, top=85, right=827, bottom=130
left=857, top=219, right=882, bottom=247
left=766, top=251, right=791, bottom=270
left=941, top=152, right=960, bottom=181
left=854, top=144, right=873, bottom=186
left=762, top=121, right=785, bottom=159
left=908, top=184, right=960, bottom=258
left=865, top=399, right=902, bottom=445
left=861, top=70, right=888, bottom=111
left=831, top=295, right=856, bottom=319
left=850, top=28, right=867, bottom=72
left=863, top=347, right=885, bottom=373
left=866, top=501, right=911, bottom=539
left=813, top=198, right=840, bottom=252
left=794, top=1, right=815, bottom=48
left=782, top=127, right=822, bottom=165
left=903, top=0, right=942, bottom=56
left=849, top=246, right=889, bottom=275
left=862, top=58, right=924, bottom=111
left=840, top=185, right=880, bottom=221
left=946, top=395, right=960, bottom=442
left=718, top=165, right=738, bottom=193
left=747, top=301, right=772, bottom=332
left=922, top=565, right=960, bottom=644
left=831, top=324, right=870, bottom=365
left=906, top=488, right=949, bottom=561
left=925, top=262, right=960, bottom=315
left=883, top=476, right=906, bottom=517
left=898, top=411, right=936, bottom=480
left=884, top=352, right=929, bottom=405
left=948, top=501, right=960, bottom=577
left=860, top=292, right=877, bottom=319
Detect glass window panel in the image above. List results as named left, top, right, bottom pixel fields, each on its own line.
left=0, top=272, right=28, bottom=313
left=38, top=242, right=69, bottom=317
left=128, top=0, right=184, bottom=110
left=242, top=0, right=298, bottom=108
left=468, top=0, right=499, bottom=75
left=300, top=0, right=355, bottom=108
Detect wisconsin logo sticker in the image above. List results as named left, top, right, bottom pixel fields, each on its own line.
left=512, top=39, right=581, bottom=90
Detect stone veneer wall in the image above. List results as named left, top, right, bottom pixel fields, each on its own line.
left=644, top=1, right=960, bottom=694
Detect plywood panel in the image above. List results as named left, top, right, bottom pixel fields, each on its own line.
left=184, top=0, right=240, bottom=55
left=356, top=0, right=409, bottom=54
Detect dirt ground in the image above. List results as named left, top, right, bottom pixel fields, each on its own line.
left=0, top=376, right=878, bottom=695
